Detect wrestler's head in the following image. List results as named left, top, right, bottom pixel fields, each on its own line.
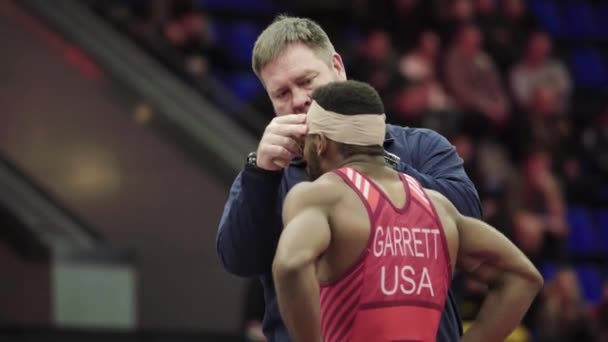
left=303, top=80, right=386, bottom=181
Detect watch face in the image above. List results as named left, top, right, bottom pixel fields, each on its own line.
left=247, top=152, right=257, bottom=167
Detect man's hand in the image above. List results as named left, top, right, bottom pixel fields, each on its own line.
left=257, top=114, right=308, bottom=170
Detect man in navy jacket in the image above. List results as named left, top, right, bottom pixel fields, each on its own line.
left=217, top=15, right=482, bottom=341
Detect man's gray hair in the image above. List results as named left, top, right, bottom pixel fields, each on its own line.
left=252, top=15, right=335, bottom=77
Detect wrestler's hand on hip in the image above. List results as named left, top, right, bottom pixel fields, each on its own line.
left=256, top=114, right=308, bottom=171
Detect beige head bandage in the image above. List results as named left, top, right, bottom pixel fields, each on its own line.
left=306, top=101, right=386, bottom=146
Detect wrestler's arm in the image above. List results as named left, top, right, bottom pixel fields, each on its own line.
left=428, top=191, right=544, bottom=342
left=272, top=181, right=332, bottom=342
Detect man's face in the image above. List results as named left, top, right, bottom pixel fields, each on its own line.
left=303, top=135, right=325, bottom=181
left=459, top=26, right=482, bottom=54
left=260, top=43, right=346, bottom=115
left=531, top=86, right=557, bottom=116
left=527, top=33, right=551, bottom=62
left=503, top=0, right=524, bottom=18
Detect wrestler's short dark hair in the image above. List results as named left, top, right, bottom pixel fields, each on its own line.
left=312, top=80, right=385, bottom=116
left=311, top=80, right=385, bottom=158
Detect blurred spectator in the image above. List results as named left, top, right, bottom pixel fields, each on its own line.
left=474, top=0, right=494, bottom=17
left=474, top=0, right=498, bottom=41
left=389, top=79, right=431, bottom=127
left=387, top=0, right=431, bottom=51
left=163, top=9, right=232, bottom=76
left=475, top=141, right=513, bottom=227
left=452, top=134, right=479, bottom=187
left=510, top=31, right=571, bottom=112
left=454, top=136, right=514, bottom=242
left=502, top=0, right=537, bottom=31
left=436, top=0, right=476, bottom=42
left=444, top=24, right=509, bottom=136
left=592, top=280, right=608, bottom=341
left=366, top=0, right=431, bottom=52
left=582, top=109, right=608, bottom=177
left=355, top=0, right=430, bottom=51
left=103, top=0, right=233, bottom=78
left=477, top=0, right=537, bottom=72
left=388, top=77, right=459, bottom=136
left=506, top=150, right=568, bottom=261
left=125, top=0, right=172, bottom=36
left=537, top=268, right=598, bottom=342
left=391, top=81, right=429, bottom=126
left=451, top=0, right=475, bottom=22
left=350, top=30, right=399, bottom=95
left=509, top=86, right=571, bottom=164
left=399, top=31, right=439, bottom=82
left=398, top=30, right=451, bottom=112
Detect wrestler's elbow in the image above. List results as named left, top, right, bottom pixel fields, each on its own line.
left=504, top=262, right=544, bottom=295
left=272, top=249, right=313, bottom=280
left=525, top=266, right=544, bottom=292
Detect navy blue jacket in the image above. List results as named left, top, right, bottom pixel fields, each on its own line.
left=217, top=124, right=482, bottom=342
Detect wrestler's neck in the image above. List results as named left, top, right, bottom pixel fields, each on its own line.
left=334, top=155, right=388, bottom=175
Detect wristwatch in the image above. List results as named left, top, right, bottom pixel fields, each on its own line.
left=246, top=151, right=258, bottom=169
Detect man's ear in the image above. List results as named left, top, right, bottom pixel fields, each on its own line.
left=332, top=53, right=347, bottom=81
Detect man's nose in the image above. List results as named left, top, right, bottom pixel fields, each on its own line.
left=292, top=89, right=312, bottom=114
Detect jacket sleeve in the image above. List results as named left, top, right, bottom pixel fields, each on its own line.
left=216, top=168, right=284, bottom=277
left=402, top=129, right=482, bottom=219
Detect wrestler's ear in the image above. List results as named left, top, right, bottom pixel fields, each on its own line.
left=317, top=134, right=328, bottom=156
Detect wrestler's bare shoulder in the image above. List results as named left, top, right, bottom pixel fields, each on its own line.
left=423, top=189, right=458, bottom=217
left=285, top=173, right=349, bottom=208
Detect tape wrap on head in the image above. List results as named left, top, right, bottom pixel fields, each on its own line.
left=306, top=100, right=386, bottom=146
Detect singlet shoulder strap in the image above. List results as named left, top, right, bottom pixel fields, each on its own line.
left=401, top=173, right=435, bottom=217
left=333, top=167, right=381, bottom=213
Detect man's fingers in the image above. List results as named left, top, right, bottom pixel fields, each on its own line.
left=256, top=114, right=307, bottom=170
left=263, top=144, right=294, bottom=162
left=266, top=134, right=301, bottom=155
left=272, top=113, right=307, bottom=124
left=269, top=123, right=308, bottom=138
left=272, top=159, right=289, bottom=168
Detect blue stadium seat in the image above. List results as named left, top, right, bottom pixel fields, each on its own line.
left=576, top=266, right=603, bottom=304
left=229, top=22, right=261, bottom=67
left=567, top=207, right=597, bottom=255
left=597, top=3, right=608, bottom=38
left=209, top=21, right=261, bottom=67
left=223, top=72, right=264, bottom=102
left=539, top=262, right=558, bottom=282
left=527, top=0, right=562, bottom=36
left=596, top=209, right=608, bottom=255
left=560, top=2, right=596, bottom=38
left=568, top=48, right=607, bottom=88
